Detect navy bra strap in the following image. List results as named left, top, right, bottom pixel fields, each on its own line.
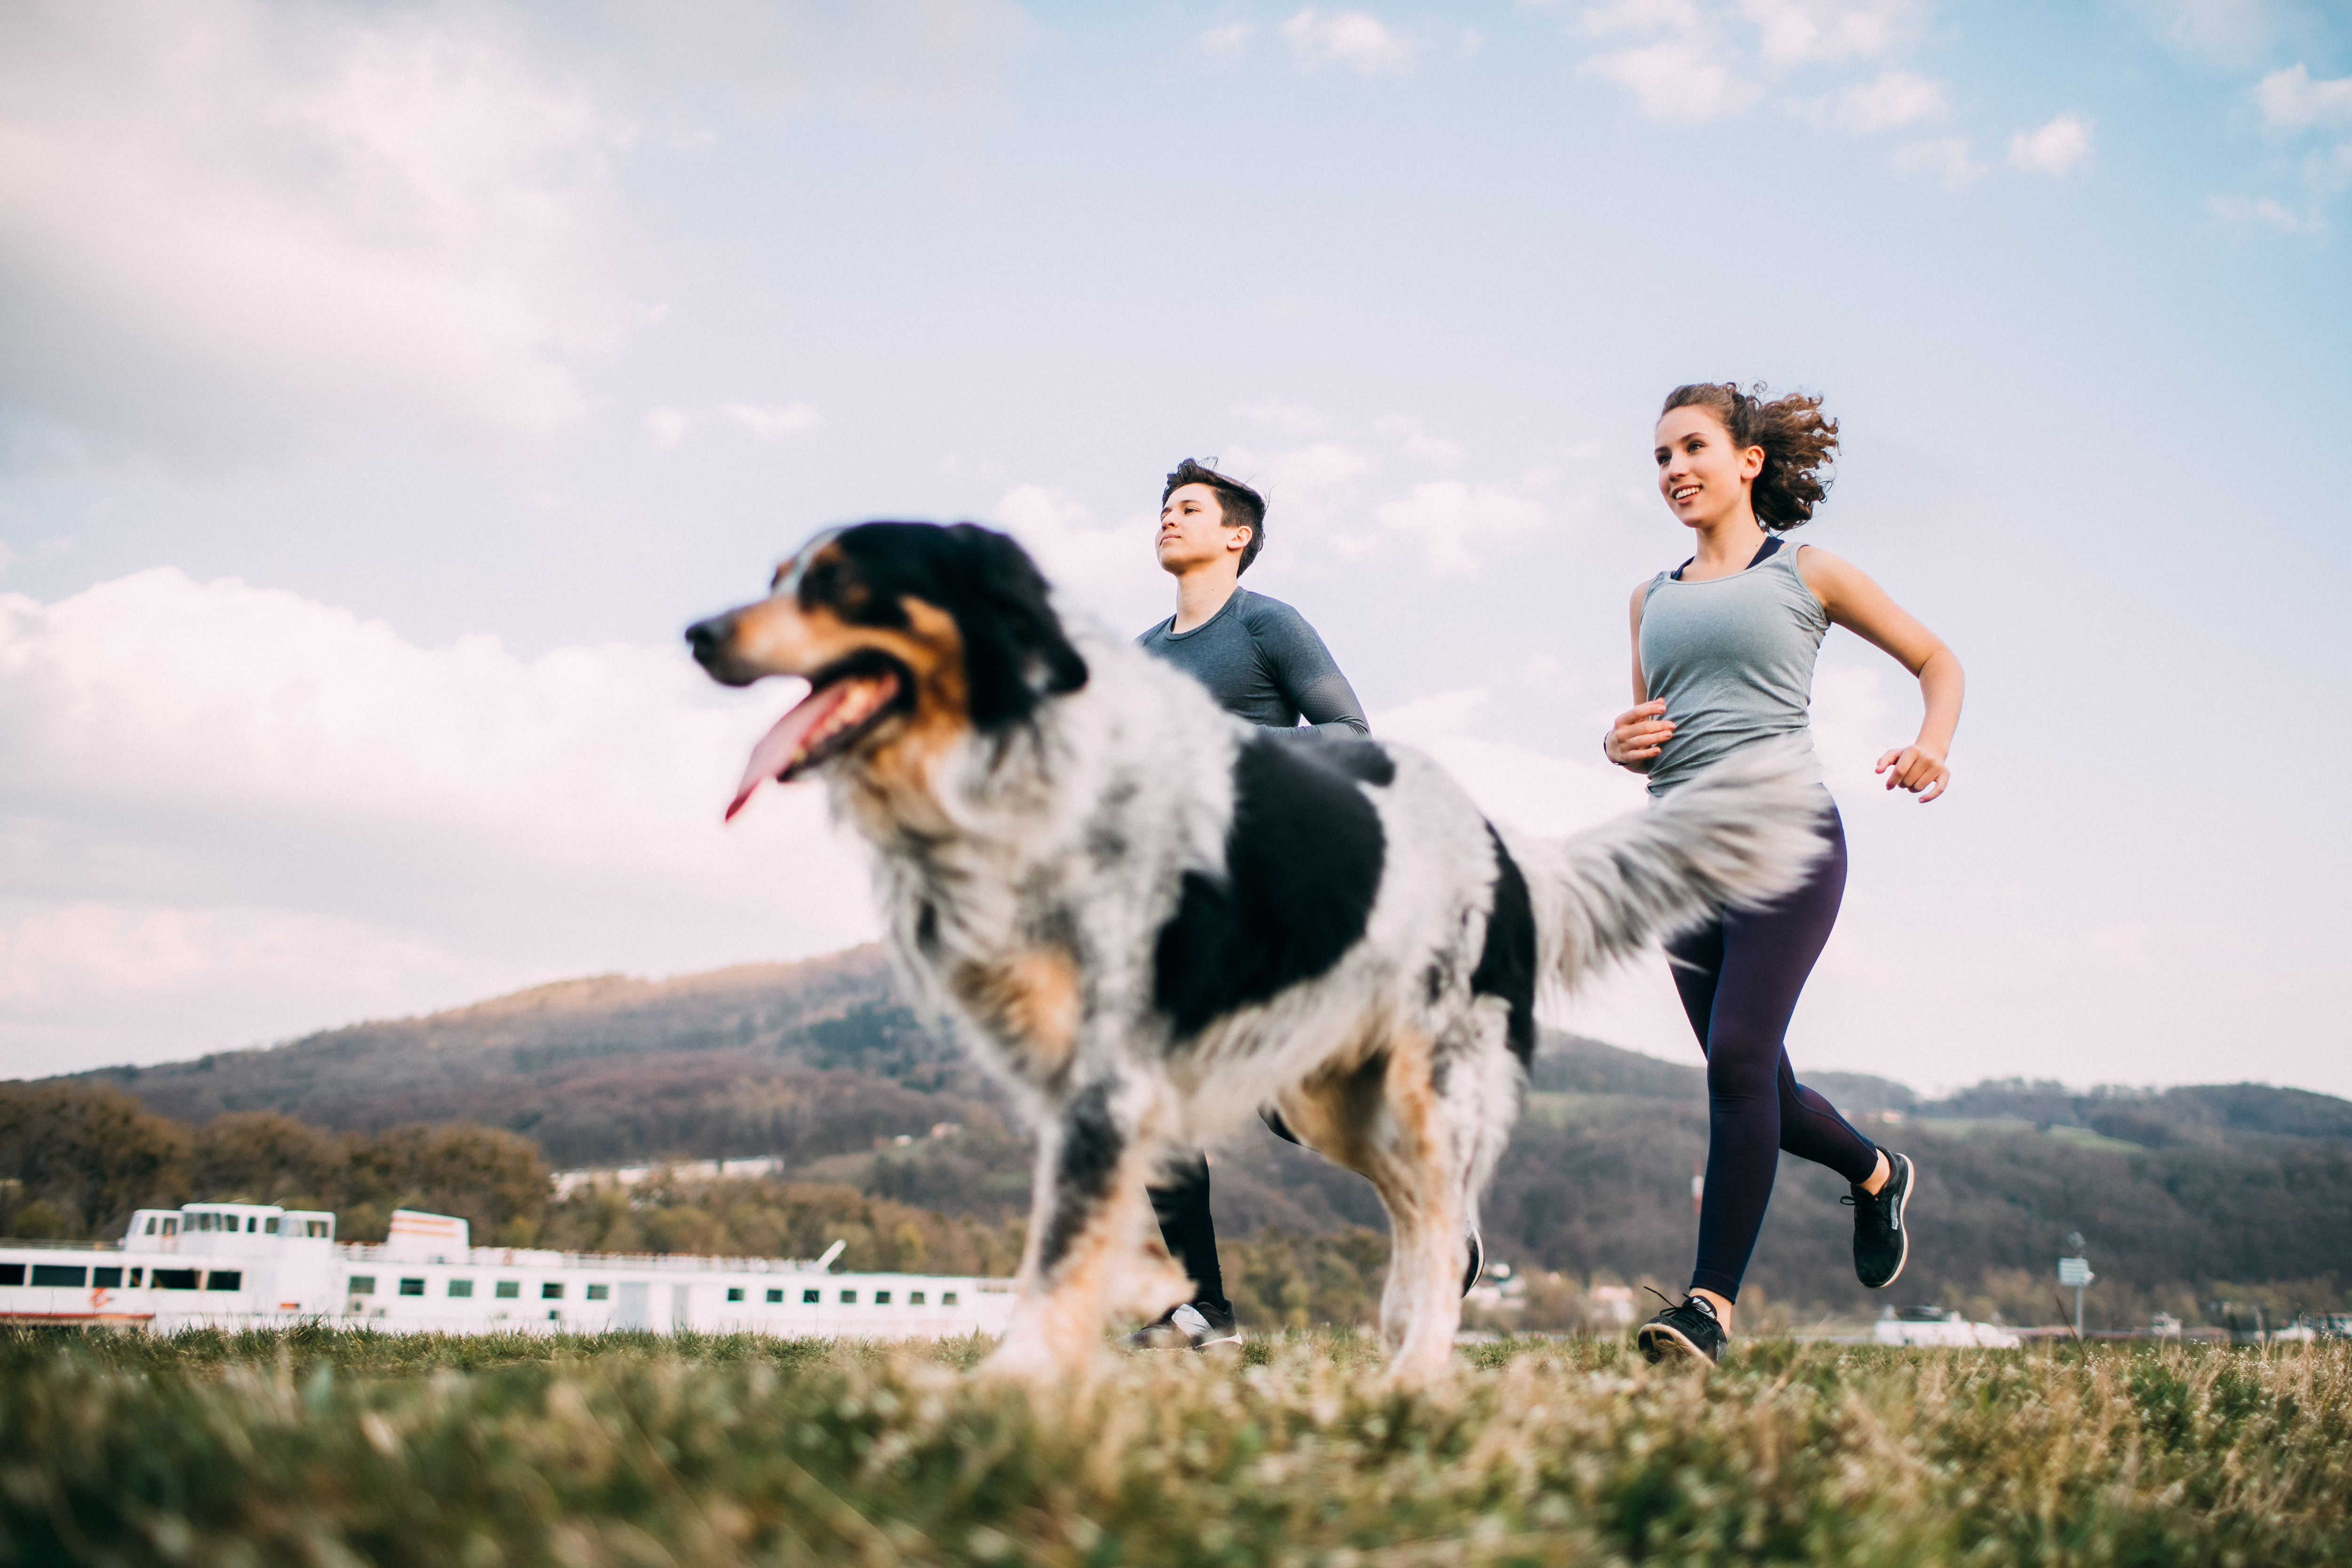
left=1669, top=533, right=1782, bottom=581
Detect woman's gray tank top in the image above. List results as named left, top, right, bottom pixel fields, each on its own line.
left=1637, top=541, right=1827, bottom=796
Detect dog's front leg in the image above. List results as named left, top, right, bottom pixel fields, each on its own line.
left=981, top=1072, right=1185, bottom=1385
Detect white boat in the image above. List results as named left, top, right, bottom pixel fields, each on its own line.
left=0, top=1202, right=1016, bottom=1339
left=1872, top=1310, right=2021, bottom=1348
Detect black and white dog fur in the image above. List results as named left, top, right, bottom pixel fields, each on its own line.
left=689, top=522, right=1825, bottom=1385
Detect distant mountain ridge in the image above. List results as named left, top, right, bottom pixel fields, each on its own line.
left=58, top=943, right=2352, bottom=1157
left=31, top=944, right=2352, bottom=1324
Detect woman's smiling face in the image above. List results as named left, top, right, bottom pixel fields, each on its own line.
left=1655, top=405, right=1764, bottom=529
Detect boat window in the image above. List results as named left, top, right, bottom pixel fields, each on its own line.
left=910, top=1291, right=926, bottom=1305
left=586, top=1284, right=609, bottom=1301
left=943, top=1292, right=959, bottom=1306
left=32, top=1265, right=87, bottom=1288
left=398, top=1278, right=425, bottom=1297
left=247, top=1217, right=260, bottom=1233
left=0, top=1265, right=24, bottom=1286
left=767, top=1289, right=784, bottom=1304
left=129, top=1269, right=143, bottom=1286
left=305, top=1220, right=331, bottom=1238
left=92, top=1268, right=124, bottom=1289
left=840, top=1290, right=857, bottom=1305
left=875, top=1291, right=891, bottom=1305
left=495, top=1281, right=520, bottom=1298
left=265, top=1218, right=280, bottom=1235
left=803, top=1289, right=820, bottom=1304
left=206, top=1271, right=243, bottom=1291
left=162, top=1219, right=177, bottom=1236
left=143, top=1218, right=157, bottom=1235
left=541, top=1282, right=564, bottom=1300
left=449, top=1280, right=473, bottom=1298
left=153, top=1269, right=200, bottom=1290
left=349, top=1276, right=376, bottom=1295
left=723, top=1287, right=741, bottom=1302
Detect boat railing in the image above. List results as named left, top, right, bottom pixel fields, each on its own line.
left=0, top=1238, right=122, bottom=1253
left=333, top=1244, right=849, bottom=1275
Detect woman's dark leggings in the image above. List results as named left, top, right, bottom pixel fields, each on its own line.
left=1667, top=803, right=1880, bottom=1303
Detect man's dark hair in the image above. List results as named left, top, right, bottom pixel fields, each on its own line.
left=1162, top=458, right=1268, bottom=575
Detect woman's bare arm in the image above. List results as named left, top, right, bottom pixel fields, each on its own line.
left=1605, top=582, right=1673, bottom=771
left=1797, top=546, right=1964, bottom=801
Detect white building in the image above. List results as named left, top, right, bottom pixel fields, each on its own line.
left=1872, top=1309, right=2022, bottom=1349
left=0, top=1203, right=1016, bottom=1340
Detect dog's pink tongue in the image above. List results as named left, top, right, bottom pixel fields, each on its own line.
left=725, top=681, right=844, bottom=822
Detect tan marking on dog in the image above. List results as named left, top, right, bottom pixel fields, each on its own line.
left=1276, top=1029, right=1465, bottom=1385
left=985, top=1142, right=1181, bottom=1385
left=704, top=581, right=983, bottom=833
left=949, top=947, right=1082, bottom=1080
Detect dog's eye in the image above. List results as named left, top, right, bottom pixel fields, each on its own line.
left=799, top=559, right=843, bottom=605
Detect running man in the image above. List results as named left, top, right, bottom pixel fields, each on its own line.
left=1606, top=383, right=1963, bottom=1365
left=1123, top=457, right=1370, bottom=1351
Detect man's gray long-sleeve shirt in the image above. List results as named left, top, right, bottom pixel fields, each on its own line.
left=1136, top=587, right=1369, bottom=736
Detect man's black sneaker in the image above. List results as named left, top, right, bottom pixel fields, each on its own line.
left=1463, top=1227, right=1485, bottom=1296
left=1637, top=1293, right=1726, bottom=1365
left=1120, top=1300, right=1241, bottom=1351
left=1844, top=1151, right=1915, bottom=1290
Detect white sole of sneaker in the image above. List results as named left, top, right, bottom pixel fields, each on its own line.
left=1867, top=1153, right=1915, bottom=1290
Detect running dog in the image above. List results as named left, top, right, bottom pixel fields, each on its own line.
left=688, top=522, right=1825, bottom=1385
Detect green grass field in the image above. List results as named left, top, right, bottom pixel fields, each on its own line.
left=3, top=1328, right=2347, bottom=1567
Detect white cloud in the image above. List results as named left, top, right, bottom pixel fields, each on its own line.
left=0, top=569, right=878, bottom=1072
left=1737, top=0, right=1914, bottom=64
left=1372, top=688, right=1644, bottom=837
left=719, top=402, right=822, bottom=439
left=989, top=485, right=1161, bottom=629
left=2115, top=0, right=2298, bottom=71
left=1591, top=38, right=1762, bottom=121
left=0, top=0, right=649, bottom=466
left=1200, top=21, right=1257, bottom=51
left=1259, top=440, right=1376, bottom=499
left=1835, top=68, right=1946, bottom=132
left=1895, top=134, right=1983, bottom=189
left=2256, top=62, right=2352, bottom=134
left=2208, top=192, right=2323, bottom=231
left=1375, top=416, right=1465, bottom=467
left=1373, top=482, right=1549, bottom=575
left=647, top=408, right=694, bottom=448
left=2008, top=114, right=2093, bottom=176
left=1282, top=9, right=1416, bottom=74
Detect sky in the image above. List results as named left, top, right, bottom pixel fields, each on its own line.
left=1, top=0, right=2348, bottom=1097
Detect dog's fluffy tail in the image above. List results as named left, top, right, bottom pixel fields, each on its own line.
left=1507, top=740, right=1830, bottom=994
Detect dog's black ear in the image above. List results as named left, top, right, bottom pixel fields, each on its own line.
left=943, top=523, right=1089, bottom=727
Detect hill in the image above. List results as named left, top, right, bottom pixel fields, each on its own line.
left=22, top=946, right=2352, bottom=1329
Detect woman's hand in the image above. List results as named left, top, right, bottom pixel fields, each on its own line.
left=1875, top=744, right=1949, bottom=802
left=1605, top=699, right=1674, bottom=772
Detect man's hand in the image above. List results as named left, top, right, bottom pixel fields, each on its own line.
left=1874, top=744, right=1949, bottom=802
left=1605, top=700, right=1674, bottom=772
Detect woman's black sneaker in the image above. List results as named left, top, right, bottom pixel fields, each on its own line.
left=1844, top=1152, right=1915, bottom=1289
left=1637, top=1293, right=1726, bottom=1365
left=1120, top=1300, right=1241, bottom=1351
left=1464, top=1227, right=1485, bottom=1296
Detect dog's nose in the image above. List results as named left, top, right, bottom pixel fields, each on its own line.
left=684, top=614, right=731, bottom=666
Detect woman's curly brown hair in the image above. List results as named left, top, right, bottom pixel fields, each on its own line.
left=1661, top=383, right=1839, bottom=530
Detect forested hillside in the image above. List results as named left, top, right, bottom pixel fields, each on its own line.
left=16, top=946, right=2352, bottom=1330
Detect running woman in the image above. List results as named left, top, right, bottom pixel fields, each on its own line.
left=1123, top=457, right=1370, bottom=1351
left=1609, top=384, right=1963, bottom=1365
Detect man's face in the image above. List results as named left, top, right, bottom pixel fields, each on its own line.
left=1156, top=482, right=1250, bottom=575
